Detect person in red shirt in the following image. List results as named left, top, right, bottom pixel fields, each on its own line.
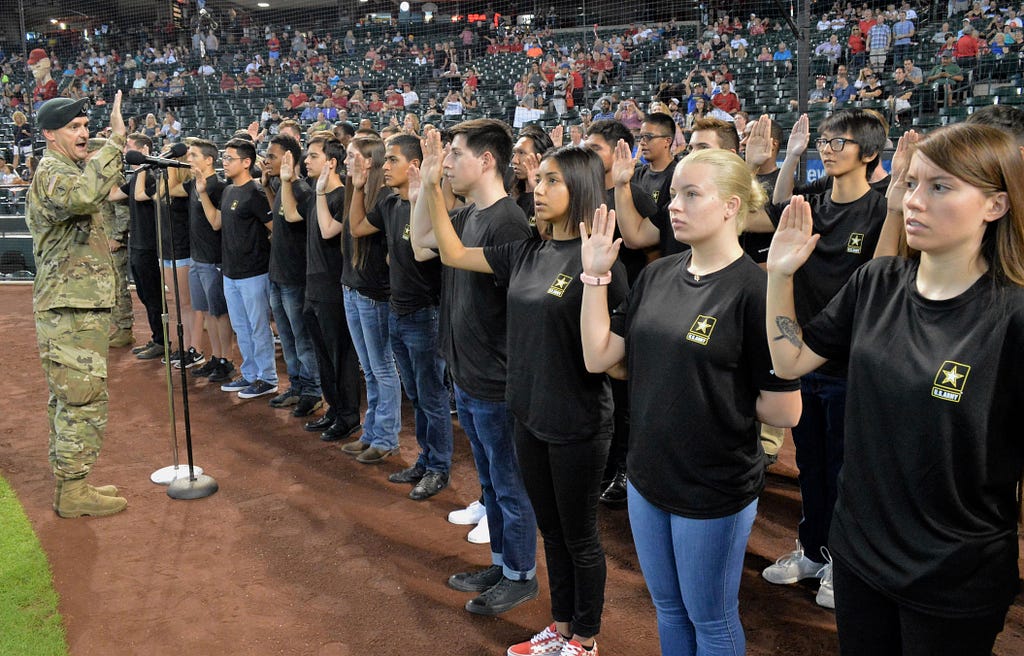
left=711, top=79, right=740, bottom=115
left=267, top=34, right=281, bottom=60
left=220, top=72, right=237, bottom=92
left=858, top=9, right=876, bottom=35
left=287, top=84, right=308, bottom=109
left=848, top=27, right=867, bottom=67
left=245, top=73, right=264, bottom=90
left=385, top=86, right=405, bottom=110
left=367, top=92, right=385, bottom=113
left=541, top=55, right=558, bottom=84
left=956, top=28, right=980, bottom=69
left=464, top=68, right=479, bottom=91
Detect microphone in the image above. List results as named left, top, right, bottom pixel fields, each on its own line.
left=126, top=142, right=190, bottom=168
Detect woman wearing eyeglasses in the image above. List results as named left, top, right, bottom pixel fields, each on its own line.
left=760, top=109, right=890, bottom=608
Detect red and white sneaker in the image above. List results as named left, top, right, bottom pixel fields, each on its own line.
left=507, top=624, right=568, bottom=656
left=560, top=639, right=598, bottom=656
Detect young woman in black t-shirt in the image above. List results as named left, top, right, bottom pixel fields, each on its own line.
left=420, top=146, right=623, bottom=656
left=766, top=123, right=1024, bottom=655
left=580, top=149, right=802, bottom=656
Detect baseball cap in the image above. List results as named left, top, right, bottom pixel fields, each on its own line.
left=28, top=48, right=48, bottom=65
left=36, top=97, right=89, bottom=130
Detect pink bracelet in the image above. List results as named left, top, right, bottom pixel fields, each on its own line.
left=580, top=271, right=612, bottom=286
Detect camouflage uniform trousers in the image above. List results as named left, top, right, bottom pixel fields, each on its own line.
left=35, top=307, right=111, bottom=481
left=110, top=245, right=133, bottom=331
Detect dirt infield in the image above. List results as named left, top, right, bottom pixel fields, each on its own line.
left=1, top=285, right=1021, bottom=656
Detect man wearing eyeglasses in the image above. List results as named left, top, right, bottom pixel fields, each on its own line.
left=760, top=109, right=889, bottom=610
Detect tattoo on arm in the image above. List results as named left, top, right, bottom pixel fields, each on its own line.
left=773, top=316, right=803, bottom=348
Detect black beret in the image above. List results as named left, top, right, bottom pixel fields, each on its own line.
left=36, top=98, right=89, bottom=130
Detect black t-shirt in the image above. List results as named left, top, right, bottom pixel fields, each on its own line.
left=802, top=257, right=1024, bottom=617
left=187, top=175, right=225, bottom=264
left=305, top=187, right=343, bottom=303
left=795, top=173, right=890, bottom=197
left=340, top=209, right=390, bottom=302
left=220, top=180, right=273, bottom=280
left=768, top=188, right=887, bottom=375
left=269, top=178, right=312, bottom=285
left=440, top=197, right=532, bottom=401
left=610, top=252, right=799, bottom=518
left=123, top=172, right=158, bottom=251
left=739, top=168, right=782, bottom=264
left=366, top=192, right=441, bottom=314
left=606, top=185, right=659, bottom=285
left=161, top=194, right=191, bottom=260
left=484, top=237, right=628, bottom=442
left=634, top=162, right=687, bottom=259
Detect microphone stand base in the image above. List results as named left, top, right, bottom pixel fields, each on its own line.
left=151, top=464, right=204, bottom=485
left=167, top=474, right=219, bottom=500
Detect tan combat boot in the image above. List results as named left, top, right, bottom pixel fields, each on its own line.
left=54, top=479, right=128, bottom=518
left=51, top=484, right=120, bottom=511
left=109, top=328, right=135, bottom=348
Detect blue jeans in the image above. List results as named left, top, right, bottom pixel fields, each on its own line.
left=791, top=371, right=847, bottom=564
left=389, top=306, right=452, bottom=472
left=269, top=281, right=321, bottom=397
left=223, top=273, right=277, bottom=385
left=343, top=287, right=401, bottom=450
left=454, top=383, right=537, bottom=580
left=628, top=483, right=757, bottom=656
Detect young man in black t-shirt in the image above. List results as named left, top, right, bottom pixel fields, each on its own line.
left=760, top=109, right=889, bottom=609
left=349, top=134, right=453, bottom=500
left=202, top=138, right=278, bottom=399
left=411, top=121, right=538, bottom=616
left=184, top=138, right=235, bottom=383
left=304, top=135, right=364, bottom=441
left=110, top=133, right=163, bottom=360
left=262, top=135, right=322, bottom=416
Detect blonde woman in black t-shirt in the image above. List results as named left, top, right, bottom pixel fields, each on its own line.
left=580, top=150, right=802, bottom=656
left=767, top=123, right=1024, bottom=655
left=417, top=145, right=625, bottom=656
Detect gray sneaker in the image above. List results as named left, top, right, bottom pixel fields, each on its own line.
left=269, top=387, right=301, bottom=408
left=238, top=380, right=279, bottom=399
left=135, top=342, right=165, bottom=360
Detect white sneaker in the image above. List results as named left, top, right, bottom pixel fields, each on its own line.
left=448, top=499, right=486, bottom=525
left=815, top=548, right=835, bottom=609
left=762, top=540, right=825, bottom=585
left=507, top=623, right=568, bottom=656
left=467, top=515, right=490, bottom=544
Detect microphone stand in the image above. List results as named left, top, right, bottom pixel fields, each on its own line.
left=145, top=163, right=218, bottom=499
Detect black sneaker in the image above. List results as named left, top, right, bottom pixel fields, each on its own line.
left=161, top=349, right=184, bottom=365
left=409, top=470, right=449, bottom=500
left=207, top=358, right=235, bottom=383
left=292, top=395, right=324, bottom=417
left=465, top=577, right=539, bottom=616
left=448, top=564, right=503, bottom=592
left=175, top=347, right=206, bottom=369
left=268, top=388, right=301, bottom=408
left=191, top=357, right=220, bottom=378
left=135, top=342, right=164, bottom=360
left=238, top=380, right=279, bottom=399
left=388, top=464, right=426, bottom=484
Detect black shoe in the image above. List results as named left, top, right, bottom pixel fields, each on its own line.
left=599, top=470, right=628, bottom=508
left=207, top=358, right=235, bottom=383
left=320, top=420, right=361, bottom=442
left=135, top=342, right=165, bottom=360
left=388, top=464, right=426, bottom=484
left=465, top=577, right=539, bottom=616
left=764, top=451, right=779, bottom=468
left=175, top=347, right=206, bottom=369
left=161, top=349, right=184, bottom=365
left=304, top=412, right=336, bottom=432
left=292, top=395, right=324, bottom=417
left=409, top=471, right=449, bottom=500
left=190, top=356, right=220, bottom=378
left=448, top=564, right=503, bottom=592
left=131, top=340, right=156, bottom=355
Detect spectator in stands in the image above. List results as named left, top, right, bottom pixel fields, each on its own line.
left=933, top=22, right=952, bottom=44
left=12, top=110, right=31, bottom=169
left=615, top=99, right=645, bottom=136
left=288, top=84, right=309, bottom=110
left=886, top=67, right=916, bottom=125
left=867, top=15, right=892, bottom=68
left=956, top=28, right=980, bottom=70
left=131, top=71, right=148, bottom=96
left=833, top=71, right=856, bottom=107
left=902, top=58, right=924, bottom=84
left=348, top=90, right=367, bottom=113
left=774, top=42, right=794, bottom=75
left=509, top=125, right=555, bottom=225
left=161, top=110, right=182, bottom=143
left=815, top=34, right=843, bottom=73
left=848, top=27, right=868, bottom=67
left=711, top=80, right=741, bottom=117
left=927, top=53, right=965, bottom=106
left=808, top=75, right=832, bottom=106
left=892, top=10, right=915, bottom=63
left=858, top=72, right=884, bottom=101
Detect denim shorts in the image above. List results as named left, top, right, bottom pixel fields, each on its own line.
left=188, top=261, right=228, bottom=316
left=162, top=257, right=193, bottom=268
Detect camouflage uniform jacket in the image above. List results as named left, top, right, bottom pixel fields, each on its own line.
left=27, top=133, right=126, bottom=312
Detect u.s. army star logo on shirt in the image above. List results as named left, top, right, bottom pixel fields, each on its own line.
left=847, top=232, right=864, bottom=254
left=231, top=199, right=239, bottom=211
left=686, top=314, right=717, bottom=346
left=547, top=273, right=573, bottom=298
left=402, top=223, right=411, bottom=241
left=931, top=360, right=970, bottom=402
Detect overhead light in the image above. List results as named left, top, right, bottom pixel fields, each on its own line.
left=257, top=2, right=269, bottom=6
left=59, top=22, right=67, bottom=30
left=400, top=1, right=410, bottom=10
left=50, top=18, right=58, bottom=24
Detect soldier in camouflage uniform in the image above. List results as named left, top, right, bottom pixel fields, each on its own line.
left=27, top=93, right=129, bottom=518
left=87, top=137, right=134, bottom=347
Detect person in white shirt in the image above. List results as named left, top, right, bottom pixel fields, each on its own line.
left=401, top=82, right=419, bottom=108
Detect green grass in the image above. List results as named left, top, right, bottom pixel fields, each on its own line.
left=0, top=475, right=68, bottom=656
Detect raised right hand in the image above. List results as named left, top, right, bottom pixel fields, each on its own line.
left=407, top=163, right=421, bottom=204
left=766, top=195, right=820, bottom=277
left=419, top=129, right=445, bottom=187
left=316, top=159, right=333, bottom=194
left=786, top=113, right=810, bottom=159
left=611, top=139, right=635, bottom=188
left=580, top=204, right=622, bottom=277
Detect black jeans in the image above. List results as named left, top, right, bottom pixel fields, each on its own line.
left=833, top=557, right=1008, bottom=656
left=304, top=298, right=361, bottom=426
left=515, top=423, right=610, bottom=637
left=129, top=248, right=163, bottom=345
